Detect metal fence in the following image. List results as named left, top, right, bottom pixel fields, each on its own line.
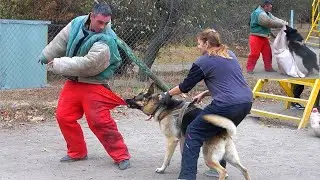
left=0, top=0, right=312, bottom=100
left=0, top=19, right=50, bottom=90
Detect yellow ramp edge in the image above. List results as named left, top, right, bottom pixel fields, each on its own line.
left=252, top=79, right=320, bottom=129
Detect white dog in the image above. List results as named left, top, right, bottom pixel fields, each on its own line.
left=310, top=108, right=320, bottom=137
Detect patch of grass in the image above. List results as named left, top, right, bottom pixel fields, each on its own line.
left=154, top=43, right=250, bottom=65
left=155, top=44, right=200, bottom=64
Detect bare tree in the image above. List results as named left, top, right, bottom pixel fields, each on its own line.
left=138, top=0, right=190, bottom=80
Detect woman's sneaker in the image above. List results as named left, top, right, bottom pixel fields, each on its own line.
left=204, top=168, right=228, bottom=178
left=291, top=102, right=305, bottom=110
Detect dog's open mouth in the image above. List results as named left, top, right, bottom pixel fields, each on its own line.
left=125, top=99, right=142, bottom=110
left=125, top=98, right=155, bottom=121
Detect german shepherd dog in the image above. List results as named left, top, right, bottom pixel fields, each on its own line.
left=125, top=84, right=251, bottom=180
left=284, top=25, right=319, bottom=75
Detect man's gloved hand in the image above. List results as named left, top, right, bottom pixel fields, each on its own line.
left=270, top=32, right=276, bottom=39
left=38, top=54, right=48, bottom=65
left=159, top=91, right=172, bottom=105
left=282, top=21, right=288, bottom=26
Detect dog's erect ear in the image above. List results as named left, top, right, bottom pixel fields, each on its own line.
left=147, top=82, right=155, bottom=95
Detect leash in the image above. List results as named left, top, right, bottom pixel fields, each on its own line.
left=173, top=99, right=197, bottom=126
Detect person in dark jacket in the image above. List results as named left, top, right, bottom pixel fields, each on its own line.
left=159, top=28, right=253, bottom=180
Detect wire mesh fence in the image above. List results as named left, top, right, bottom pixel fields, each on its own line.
left=0, top=19, right=49, bottom=90
left=0, top=0, right=312, bottom=100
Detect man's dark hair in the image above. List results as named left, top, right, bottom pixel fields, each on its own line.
left=261, top=0, right=272, bottom=7
left=92, top=1, right=112, bottom=16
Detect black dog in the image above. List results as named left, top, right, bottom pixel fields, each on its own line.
left=284, top=25, right=319, bottom=75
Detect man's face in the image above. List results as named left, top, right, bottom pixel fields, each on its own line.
left=263, top=4, right=273, bottom=12
left=197, top=39, right=208, bottom=55
left=90, top=13, right=111, bottom=33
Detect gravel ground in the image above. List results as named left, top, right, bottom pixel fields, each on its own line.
left=1, top=102, right=320, bottom=180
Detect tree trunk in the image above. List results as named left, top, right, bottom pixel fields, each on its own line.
left=138, top=0, right=181, bottom=81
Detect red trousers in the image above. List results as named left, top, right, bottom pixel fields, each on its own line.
left=56, top=80, right=130, bottom=163
left=246, top=35, right=273, bottom=72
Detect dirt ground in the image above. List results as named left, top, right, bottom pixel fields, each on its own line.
left=1, top=101, right=320, bottom=180
left=1, top=23, right=319, bottom=180
left=0, top=61, right=319, bottom=180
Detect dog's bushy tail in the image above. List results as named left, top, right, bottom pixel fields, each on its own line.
left=203, top=115, right=237, bottom=136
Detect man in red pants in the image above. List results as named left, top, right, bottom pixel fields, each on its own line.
left=247, top=0, right=288, bottom=74
left=38, top=2, right=131, bottom=170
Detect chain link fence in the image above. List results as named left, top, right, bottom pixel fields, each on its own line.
left=0, top=0, right=312, bottom=102
left=0, top=19, right=49, bottom=90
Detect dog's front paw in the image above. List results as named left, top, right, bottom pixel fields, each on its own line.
left=155, top=167, right=166, bottom=174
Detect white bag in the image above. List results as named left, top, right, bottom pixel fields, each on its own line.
left=310, top=108, right=320, bottom=137
left=272, top=26, right=305, bottom=78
